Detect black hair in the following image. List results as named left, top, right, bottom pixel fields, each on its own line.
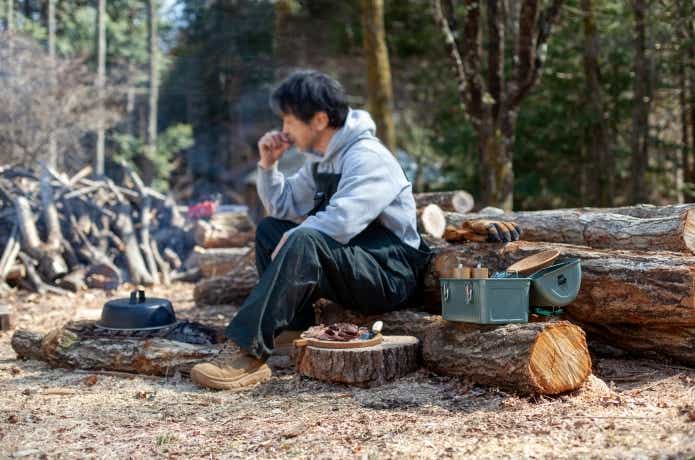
left=270, top=70, right=349, bottom=128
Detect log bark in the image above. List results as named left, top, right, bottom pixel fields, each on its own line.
left=314, top=302, right=591, bottom=395
left=194, top=264, right=258, bottom=306
left=11, top=321, right=225, bottom=377
left=295, top=335, right=420, bottom=387
left=424, top=240, right=695, bottom=326
left=414, top=190, right=475, bottom=213
left=568, top=316, right=695, bottom=367
left=193, top=212, right=255, bottom=249
left=445, top=206, right=695, bottom=252
left=195, top=246, right=252, bottom=278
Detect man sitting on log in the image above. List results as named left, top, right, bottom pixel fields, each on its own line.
left=190, top=70, right=436, bottom=390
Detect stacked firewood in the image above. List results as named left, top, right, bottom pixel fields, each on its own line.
left=191, top=209, right=258, bottom=306
left=415, top=199, right=695, bottom=368
left=0, top=164, right=196, bottom=294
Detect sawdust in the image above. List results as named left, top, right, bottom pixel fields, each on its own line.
left=1, top=282, right=694, bottom=459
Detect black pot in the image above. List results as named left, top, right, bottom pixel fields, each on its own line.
left=97, top=290, right=176, bottom=330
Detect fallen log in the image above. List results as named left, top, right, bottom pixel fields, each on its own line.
left=445, top=205, right=695, bottom=252
left=11, top=321, right=225, bottom=376
left=193, top=212, right=255, bottom=249
left=424, top=241, right=695, bottom=326
left=314, top=302, right=591, bottom=395
left=414, top=190, right=474, bottom=213
left=194, top=264, right=258, bottom=306
left=195, top=246, right=253, bottom=278
left=568, top=317, right=695, bottom=367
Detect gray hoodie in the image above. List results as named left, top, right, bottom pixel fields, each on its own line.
left=256, top=109, right=421, bottom=249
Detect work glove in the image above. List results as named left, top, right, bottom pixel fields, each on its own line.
left=463, top=220, right=521, bottom=243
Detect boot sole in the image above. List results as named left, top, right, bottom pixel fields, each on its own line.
left=190, top=365, right=272, bottom=391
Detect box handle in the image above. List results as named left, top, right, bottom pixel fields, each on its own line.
left=557, top=274, right=567, bottom=286
left=442, top=283, right=450, bottom=302
left=464, top=283, right=473, bottom=304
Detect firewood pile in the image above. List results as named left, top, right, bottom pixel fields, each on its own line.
left=0, top=163, right=198, bottom=294
left=416, top=200, right=695, bottom=368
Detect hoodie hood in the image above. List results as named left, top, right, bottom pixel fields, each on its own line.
left=303, top=108, right=376, bottom=162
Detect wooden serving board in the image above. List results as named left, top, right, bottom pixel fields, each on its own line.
left=293, top=334, right=383, bottom=349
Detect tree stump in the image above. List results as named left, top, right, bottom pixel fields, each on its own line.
left=295, top=335, right=420, bottom=387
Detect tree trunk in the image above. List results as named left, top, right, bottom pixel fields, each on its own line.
left=679, top=36, right=688, bottom=203
left=432, top=0, right=563, bottom=211
left=295, top=336, right=420, bottom=387
left=11, top=321, right=224, bottom=377
left=361, top=0, right=396, bottom=153
left=423, top=240, right=695, bottom=326
left=147, top=0, right=158, bottom=165
left=6, top=0, right=13, bottom=32
left=444, top=205, right=695, bottom=252
left=630, top=0, right=650, bottom=203
left=314, top=303, right=591, bottom=395
left=581, top=0, right=613, bottom=206
left=47, top=0, right=57, bottom=169
left=479, top=119, right=515, bottom=211
left=95, top=0, right=106, bottom=176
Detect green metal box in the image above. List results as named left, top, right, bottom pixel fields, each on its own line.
left=440, top=277, right=530, bottom=324
left=529, top=258, right=582, bottom=307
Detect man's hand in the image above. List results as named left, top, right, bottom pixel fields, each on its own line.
left=258, top=131, right=292, bottom=169
left=466, top=220, right=521, bottom=243
left=271, top=232, right=289, bottom=260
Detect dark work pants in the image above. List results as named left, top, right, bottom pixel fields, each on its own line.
left=225, top=217, right=431, bottom=360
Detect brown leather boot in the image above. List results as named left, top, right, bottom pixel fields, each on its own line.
left=190, top=346, right=271, bottom=390
left=273, top=330, right=303, bottom=355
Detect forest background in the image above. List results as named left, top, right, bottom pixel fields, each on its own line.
left=1, top=0, right=694, bottom=212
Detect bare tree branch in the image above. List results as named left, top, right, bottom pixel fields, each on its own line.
left=507, top=0, right=563, bottom=109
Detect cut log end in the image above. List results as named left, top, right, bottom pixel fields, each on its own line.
left=529, top=323, right=592, bottom=394
left=420, top=204, right=446, bottom=239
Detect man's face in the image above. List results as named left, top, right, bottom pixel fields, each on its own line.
left=281, top=112, right=324, bottom=152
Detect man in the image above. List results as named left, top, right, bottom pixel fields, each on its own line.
left=191, top=70, right=433, bottom=390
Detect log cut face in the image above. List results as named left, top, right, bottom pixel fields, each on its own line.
left=445, top=207, right=695, bottom=253
left=11, top=321, right=225, bottom=376
left=295, top=335, right=420, bottom=387
left=425, top=241, right=695, bottom=325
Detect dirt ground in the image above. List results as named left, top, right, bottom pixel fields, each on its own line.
left=1, top=282, right=694, bottom=459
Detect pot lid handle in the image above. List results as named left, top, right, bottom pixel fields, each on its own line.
left=129, top=290, right=147, bottom=304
